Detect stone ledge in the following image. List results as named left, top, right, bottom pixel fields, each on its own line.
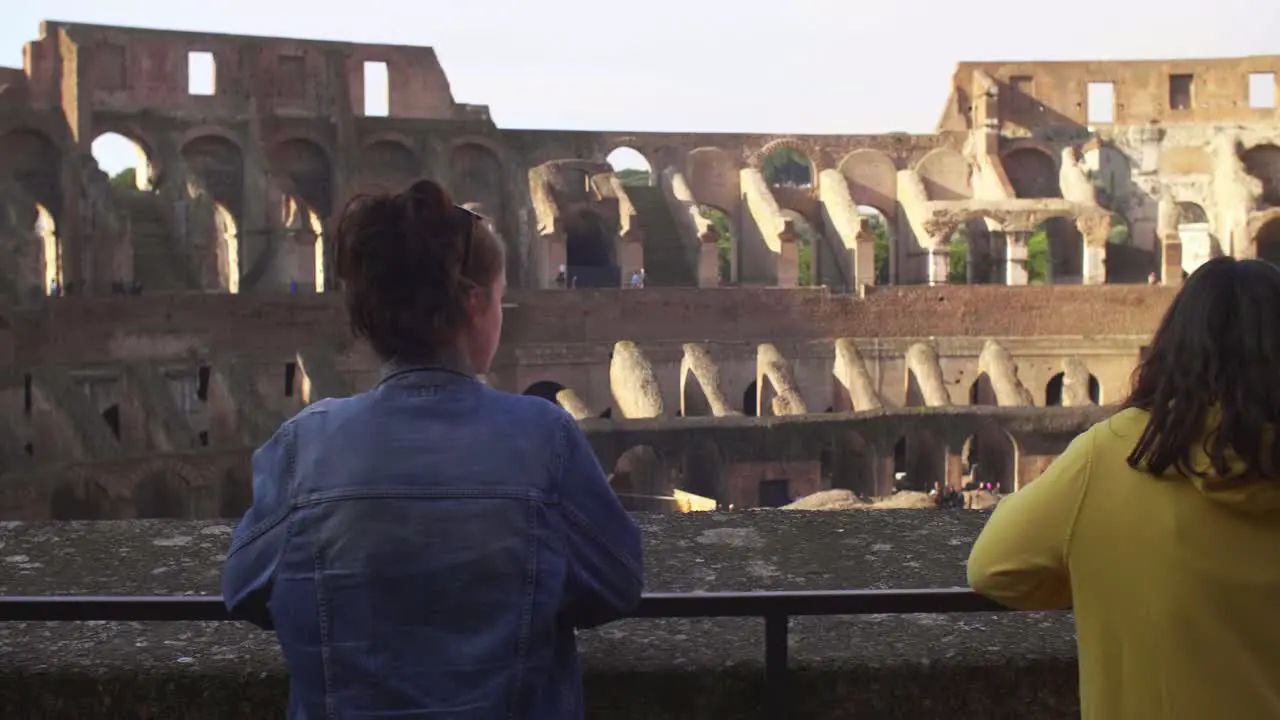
left=0, top=512, right=1081, bottom=718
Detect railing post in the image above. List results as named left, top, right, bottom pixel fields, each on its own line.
left=763, top=612, right=788, bottom=719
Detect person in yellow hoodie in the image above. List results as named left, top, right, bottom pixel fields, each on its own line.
left=967, top=256, right=1280, bottom=720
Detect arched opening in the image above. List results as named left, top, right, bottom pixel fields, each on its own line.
left=50, top=481, right=110, bottom=521
left=564, top=209, right=619, bottom=287
left=857, top=206, right=893, bottom=284
left=611, top=445, right=670, bottom=511
left=830, top=432, right=877, bottom=496
left=780, top=209, right=821, bottom=286
left=213, top=202, right=240, bottom=293
left=761, top=146, right=813, bottom=188
left=891, top=432, right=945, bottom=493
left=91, top=132, right=154, bottom=192
left=947, top=224, right=971, bottom=284
left=183, top=135, right=245, bottom=291
left=682, top=441, right=722, bottom=504
left=960, top=431, right=1017, bottom=494
left=34, top=204, right=60, bottom=294
left=133, top=472, right=189, bottom=519
left=607, top=146, right=652, bottom=187
left=681, top=366, right=713, bottom=418
left=742, top=380, right=758, bottom=417
left=1045, top=372, right=1102, bottom=406
left=699, top=205, right=736, bottom=284
left=1001, top=148, right=1059, bottom=200
left=969, top=373, right=996, bottom=406
left=1025, top=219, right=1074, bottom=284
left=1241, top=143, right=1280, bottom=207
left=1085, top=144, right=1133, bottom=211
left=1256, top=218, right=1280, bottom=266
left=1102, top=212, right=1155, bottom=283
left=522, top=380, right=568, bottom=405
left=101, top=403, right=121, bottom=439
left=272, top=139, right=333, bottom=292
left=218, top=467, right=252, bottom=519
left=358, top=140, right=419, bottom=188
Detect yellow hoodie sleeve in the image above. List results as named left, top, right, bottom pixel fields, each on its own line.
left=966, top=427, right=1094, bottom=611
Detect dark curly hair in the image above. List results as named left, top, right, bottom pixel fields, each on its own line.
left=334, top=179, right=505, bottom=361
left=1125, top=256, right=1280, bottom=480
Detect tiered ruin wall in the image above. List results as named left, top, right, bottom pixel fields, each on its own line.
left=1, top=22, right=1279, bottom=298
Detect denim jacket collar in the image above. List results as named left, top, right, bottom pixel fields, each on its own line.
left=378, top=345, right=477, bottom=384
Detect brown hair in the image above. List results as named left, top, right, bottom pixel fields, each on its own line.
left=1124, top=256, right=1280, bottom=480
left=334, top=179, right=505, bottom=361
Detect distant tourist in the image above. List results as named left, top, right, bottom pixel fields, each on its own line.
left=630, top=269, right=644, bottom=288
left=555, top=264, right=567, bottom=288
left=48, top=279, right=60, bottom=297
left=968, top=256, right=1280, bottom=719
left=222, top=179, right=644, bottom=718
left=1147, top=271, right=1159, bottom=285
left=288, top=279, right=298, bottom=295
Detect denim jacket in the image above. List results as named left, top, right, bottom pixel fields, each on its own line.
left=222, top=366, right=645, bottom=719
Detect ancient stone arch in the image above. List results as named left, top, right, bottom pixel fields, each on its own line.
left=522, top=380, right=567, bottom=404
left=754, top=138, right=817, bottom=187
left=837, top=148, right=898, bottom=214
left=270, top=137, right=334, bottom=216
left=1254, top=214, right=1280, bottom=265
left=181, top=134, right=245, bottom=216
left=90, top=123, right=161, bottom=190
left=682, top=440, right=723, bottom=502
left=1241, top=142, right=1280, bottom=207
left=686, top=146, right=740, bottom=212
left=0, top=128, right=63, bottom=214
left=1045, top=371, right=1101, bottom=406
left=914, top=147, right=972, bottom=201
left=1001, top=147, right=1060, bottom=199
left=449, top=142, right=505, bottom=218
left=358, top=139, right=420, bottom=188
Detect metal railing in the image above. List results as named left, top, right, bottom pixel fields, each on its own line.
left=0, top=589, right=1007, bottom=719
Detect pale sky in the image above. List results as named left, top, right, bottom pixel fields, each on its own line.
left=2, top=0, right=1276, bottom=174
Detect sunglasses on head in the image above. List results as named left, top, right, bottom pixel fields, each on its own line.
left=454, top=204, right=482, bottom=277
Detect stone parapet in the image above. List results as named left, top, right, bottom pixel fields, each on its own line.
left=0, top=512, right=1079, bottom=718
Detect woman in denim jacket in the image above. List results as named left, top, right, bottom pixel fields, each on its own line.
left=223, top=179, right=645, bottom=719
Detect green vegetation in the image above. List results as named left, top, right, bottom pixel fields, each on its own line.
left=761, top=147, right=812, bottom=187
left=1026, top=227, right=1050, bottom=284
left=615, top=168, right=651, bottom=187
left=109, top=168, right=136, bottom=191
left=861, top=211, right=892, bottom=284
left=1107, top=212, right=1131, bottom=245
left=699, top=206, right=734, bottom=283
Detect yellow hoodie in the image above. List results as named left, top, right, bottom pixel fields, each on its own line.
left=968, top=407, right=1280, bottom=720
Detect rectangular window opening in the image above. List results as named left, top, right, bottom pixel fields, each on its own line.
left=284, top=362, right=298, bottom=398
left=1168, top=74, right=1193, bottom=111
left=188, top=51, right=216, bottom=96
left=363, top=61, right=390, bottom=117
left=196, top=365, right=211, bottom=402
left=1086, top=82, right=1116, bottom=124
left=1249, top=72, right=1277, bottom=109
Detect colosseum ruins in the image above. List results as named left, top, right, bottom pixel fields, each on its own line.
left=1, top=21, right=1278, bottom=519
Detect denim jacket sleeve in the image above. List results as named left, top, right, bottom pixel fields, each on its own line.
left=556, top=415, right=645, bottom=629
left=221, top=419, right=298, bottom=630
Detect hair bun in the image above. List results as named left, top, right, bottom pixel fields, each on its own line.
left=403, top=179, right=454, bottom=221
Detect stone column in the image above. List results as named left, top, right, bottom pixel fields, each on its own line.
left=925, top=246, right=950, bottom=286
left=1076, top=213, right=1112, bottom=286
left=1161, top=236, right=1184, bottom=287
left=1003, top=231, right=1029, bottom=285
